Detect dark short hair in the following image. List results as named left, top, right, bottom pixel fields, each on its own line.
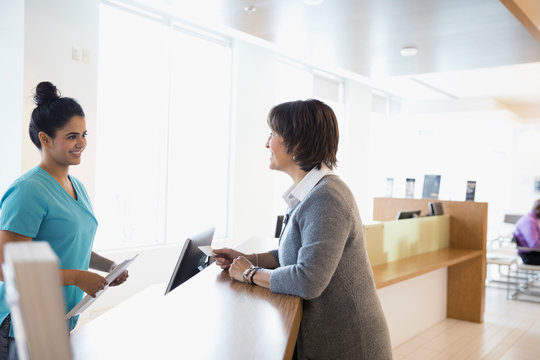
left=267, top=99, right=339, bottom=172
left=29, top=81, right=85, bottom=149
left=533, top=199, right=540, bottom=216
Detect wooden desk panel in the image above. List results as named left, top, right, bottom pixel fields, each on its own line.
left=365, top=215, right=450, bottom=266
left=372, top=197, right=488, bottom=251
left=447, top=256, right=485, bottom=323
left=71, top=265, right=302, bottom=360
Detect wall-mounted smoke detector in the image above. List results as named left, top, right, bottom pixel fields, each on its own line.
left=304, top=0, right=325, bottom=5
left=400, top=47, right=418, bottom=57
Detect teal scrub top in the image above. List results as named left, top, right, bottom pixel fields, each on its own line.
left=0, top=166, right=98, bottom=333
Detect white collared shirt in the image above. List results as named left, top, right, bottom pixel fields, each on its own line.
left=282, top=164, right=334, bottom=211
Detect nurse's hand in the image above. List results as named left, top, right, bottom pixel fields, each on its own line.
left=213, top=248, right=246, bottom=270
left=75, top=271, right=108, bottom=297
left=109, top=270, right=129, bottom=286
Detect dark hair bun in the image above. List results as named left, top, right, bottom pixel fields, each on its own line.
left=33, top=81, right=61, bottom=106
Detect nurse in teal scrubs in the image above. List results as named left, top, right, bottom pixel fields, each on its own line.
left=0, top=81, right=129, bottom=359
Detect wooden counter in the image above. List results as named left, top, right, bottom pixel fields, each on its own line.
left=372, top=197, right=488, bottom=323
left=70, top=197, right=486, bottom=358
left=372, top=247, right=483, bottom=289
left=71, top=264, right=302, bottom=360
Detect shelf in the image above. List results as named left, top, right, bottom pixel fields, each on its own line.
left=373, top=248, right=483, bottom=289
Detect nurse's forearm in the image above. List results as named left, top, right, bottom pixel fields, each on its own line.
left=61, top=269, right=108, bottom=296
left=62, top=269, right=81, bottom=286
left=89, top=251, right=116, bottom=272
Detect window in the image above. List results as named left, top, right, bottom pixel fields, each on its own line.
left=94, top=4, right=231, bottom=250
left=165, top=28, right=231, bottom=246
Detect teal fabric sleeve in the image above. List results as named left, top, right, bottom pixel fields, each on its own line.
left=0, top=181, right=47, bottom=238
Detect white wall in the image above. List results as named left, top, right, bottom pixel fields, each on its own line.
left=227, top=42, right=378, bottom=240
left=367, top=113, right=517, bottom=237
left=0, top=0, right=24, bottom=195
left=21, top=0, right=99, bottom=200
left=228, top=40, right=278, bottom=244
left=341, top=81, right=374, bottom=222
left=511, top=125, right=540, bottom=214
left=377, top=268, right=447, bottom=347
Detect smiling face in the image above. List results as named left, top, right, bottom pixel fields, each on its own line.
left=265, top=131, right=295, bottom=172
left=40, top=115, right=87, bottom=167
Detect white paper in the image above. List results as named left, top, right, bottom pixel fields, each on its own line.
left=65, top=254, right=138, bottom=319
left=198, top=245, right=216, bottom=257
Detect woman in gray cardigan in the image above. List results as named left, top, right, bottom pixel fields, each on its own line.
left=213, top=99, right=392, bottom=360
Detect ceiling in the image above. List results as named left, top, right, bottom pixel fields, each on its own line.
left=152, top=0, right=540, bottom=119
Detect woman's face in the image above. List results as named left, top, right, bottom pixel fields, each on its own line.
left=266, top=131, right=294, bottom=172
left=46, top=115, right=87, bottom=167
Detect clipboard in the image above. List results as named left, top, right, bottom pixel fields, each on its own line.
left=65, top=254, right=138, bottom=319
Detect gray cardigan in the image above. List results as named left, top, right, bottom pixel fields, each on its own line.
left=270, top=175, right=392, bottom=360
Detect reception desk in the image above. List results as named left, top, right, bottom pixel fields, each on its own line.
left=71, top=264, right=302, bottom=359
left=371, top=197, right=487, bottom=323
left=71, top=198, right=486, bottom=357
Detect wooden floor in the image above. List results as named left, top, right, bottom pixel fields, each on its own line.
left=392, top=286, right=540, bottom=359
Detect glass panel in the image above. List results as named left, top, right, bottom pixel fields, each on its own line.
left=165, top=30, right=231, bottom=242
left=95, top=5, right=169, bottom=250
left=94, top=4, right=231, bottom=250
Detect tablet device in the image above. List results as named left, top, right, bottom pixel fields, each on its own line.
left=164, top=227, right=215, bottom=295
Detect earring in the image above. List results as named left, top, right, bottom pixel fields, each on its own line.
left=292, top=155, right=296, bottom=161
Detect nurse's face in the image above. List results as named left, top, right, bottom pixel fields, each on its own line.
left=46, top=115, right=87, bottom=167
left=265, top=131, right=295, bottom=172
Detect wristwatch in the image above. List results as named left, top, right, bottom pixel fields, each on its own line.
left=242, top=267, right=252, bottom=283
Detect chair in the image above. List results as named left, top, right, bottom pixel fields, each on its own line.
left=274, top=215, right=284, bottom=238
left=489, top=214, right=522, bottom=248
left=487, top=248, right=519, bottom=290
left=507, top=247, right=540, bottom=302
left=486, top=214, right=522, bottom=288
left=503, top=214, right=523, bottom=224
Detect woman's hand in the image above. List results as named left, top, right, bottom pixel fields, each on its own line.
left=213, top=248, right=246, bottom=269
left=75, top=270, right=108, bottom=297
left=228, top=256, right=253, bottom=283
left=109, top=270, right=129, bottom=287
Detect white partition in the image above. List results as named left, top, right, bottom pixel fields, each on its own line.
left=377, top=268, right=447, bottom=347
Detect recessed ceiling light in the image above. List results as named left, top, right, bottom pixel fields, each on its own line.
left=304, top=0, right=325, bottom=5
left=400, top=47, right=418, bottom=57
left=244, top=5, right=256, bottom=13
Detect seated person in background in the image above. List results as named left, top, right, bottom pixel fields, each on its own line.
left=513, top=199, right=540, bottom=265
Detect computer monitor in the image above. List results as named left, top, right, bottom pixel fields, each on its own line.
left=164, top=227, right=215, bottom=295
left=396, top=210, right=421, bottom=220
left=422, top=174, right=441, bottom=199
left=429, top=202, right=444, bottom=216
